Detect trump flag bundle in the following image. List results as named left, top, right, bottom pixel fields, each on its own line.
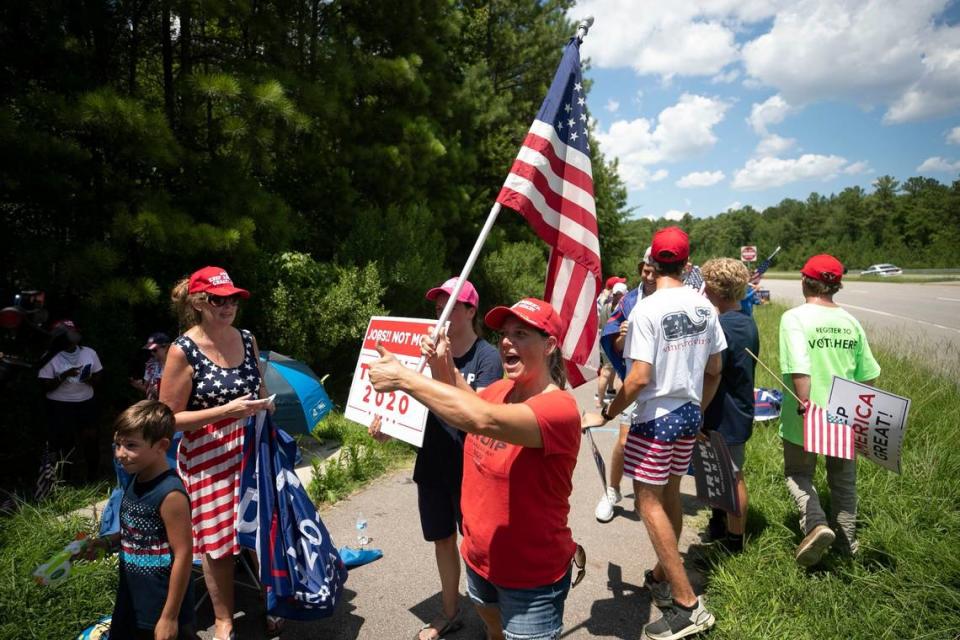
left=495, top=36, right=601, bottom=387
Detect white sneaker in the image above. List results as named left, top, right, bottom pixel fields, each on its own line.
left=595, top=486, right=621, bottom=522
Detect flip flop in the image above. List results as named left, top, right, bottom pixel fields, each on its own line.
left=415, top=608, right=463, bottom=640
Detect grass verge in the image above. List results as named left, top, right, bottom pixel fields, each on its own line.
left=700, top=303, right=960, bottom=639
left=307, top=412, right=415, bottom=506
left=0, top=485, right=117, bottom=640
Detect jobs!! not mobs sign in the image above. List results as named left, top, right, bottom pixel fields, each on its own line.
left=344, top=316, right=437, bottom=448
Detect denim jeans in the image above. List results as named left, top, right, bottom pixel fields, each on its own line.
left=465, top=564, right=571, bottom=640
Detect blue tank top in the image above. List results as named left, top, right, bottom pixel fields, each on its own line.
left=173, top=329, right=262, bottom=410
left=111, top=469, right=194, bottom=635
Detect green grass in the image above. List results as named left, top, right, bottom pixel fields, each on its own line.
left=700, top=303, right=960, bottom=640
left=762, top=271, right=960, bottom=283
left=0, top=485, right=117, bottom=640
left=307, top=412, right=415, bottom=505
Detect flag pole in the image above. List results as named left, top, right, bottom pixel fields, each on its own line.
left=744, top=347, right=804, bottom=405
left=416, top=202, right=502, bottom=372
left=417, top=17, right=597, bottom=373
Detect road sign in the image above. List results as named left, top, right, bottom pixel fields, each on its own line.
left=740, top=245, right=758, bottom=262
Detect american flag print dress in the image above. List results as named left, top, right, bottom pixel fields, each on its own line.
left=174, top=329, right=261, bottom=559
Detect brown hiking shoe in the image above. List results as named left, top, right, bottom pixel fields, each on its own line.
left=795, top=524, right=835, bottom=567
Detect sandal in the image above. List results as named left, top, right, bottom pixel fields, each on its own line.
left=266, top=614, right=286, bottom=635
left=415, top=608, right=464, bottom=640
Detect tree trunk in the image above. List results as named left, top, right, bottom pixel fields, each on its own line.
left=161, top=0, right=174, bottom=124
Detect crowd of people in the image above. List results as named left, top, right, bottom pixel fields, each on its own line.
left=35, top=225, right=882, bottom=639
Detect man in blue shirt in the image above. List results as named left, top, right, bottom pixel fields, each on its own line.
left=700, top=258, right=759, bottom=552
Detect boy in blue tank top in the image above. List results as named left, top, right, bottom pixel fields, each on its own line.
left=91, top=400, right=195, bottom=639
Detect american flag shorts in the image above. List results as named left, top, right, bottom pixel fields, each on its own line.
left=624, top=402, right=701, bottom=486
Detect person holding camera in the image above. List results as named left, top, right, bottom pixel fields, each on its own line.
left=37, top=319, right=103, bottom=482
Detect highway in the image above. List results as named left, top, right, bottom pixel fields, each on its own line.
left=759, top=278, right=960, bottom=373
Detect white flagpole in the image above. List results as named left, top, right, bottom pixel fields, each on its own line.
left=416, top=202, right=502, bottom=372
left=416, top=15, right=595, bottom=373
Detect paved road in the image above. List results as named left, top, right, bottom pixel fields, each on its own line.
left=759, top=279, right=960, bottom=374
left=196, top=382, right=716, bottom=640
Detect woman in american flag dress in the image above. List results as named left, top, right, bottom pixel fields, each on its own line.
left=160, top=266, right=274, bottom=640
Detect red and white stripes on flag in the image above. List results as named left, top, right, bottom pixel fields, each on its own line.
left=803, top=401, right=855, bottom=460
left=495, top=39, right=602, bottom=388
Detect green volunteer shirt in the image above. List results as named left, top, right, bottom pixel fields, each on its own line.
left=778, top=303, right=881, bottom=445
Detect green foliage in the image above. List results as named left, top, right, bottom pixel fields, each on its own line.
left=478, top=241, right=548, bottom=303
left=630, top=175, right=960, bottom=271
left=262, top=252, right=386, bottom=377
left=307, top=412, right=414, bottom=505
left=703, top=303, right=960, bottom=639
left=0, top=487, right=117, bottom=639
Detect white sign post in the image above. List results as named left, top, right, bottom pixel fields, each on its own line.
left=827, top=376, right=911, bottom=473
left=345, top=316, right=439, bottom=448
left=740, top=245, right=758, bottom=262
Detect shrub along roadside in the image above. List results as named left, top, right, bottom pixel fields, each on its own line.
left=307, top=412, right=415, bottom=506
left=701, top=303, right=960, bottom=640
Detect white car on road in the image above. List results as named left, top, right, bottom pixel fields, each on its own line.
left=860, top=263, right=903, bottom=277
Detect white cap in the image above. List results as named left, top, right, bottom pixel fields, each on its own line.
left=612, top=282, right=628, bottom=295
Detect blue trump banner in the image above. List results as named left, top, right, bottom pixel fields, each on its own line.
left=238, top=413, right=347, bottom=619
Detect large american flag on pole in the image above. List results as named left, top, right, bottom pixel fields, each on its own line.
left=496, top=38, right=602, bottom=387
left=803, top=401, right=855, bottom=460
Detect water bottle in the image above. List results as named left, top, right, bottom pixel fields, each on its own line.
left=355, top=513, right=369, bottom=548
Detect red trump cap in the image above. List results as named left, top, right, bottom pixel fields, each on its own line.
left=484, top=297, right=564, bottom=340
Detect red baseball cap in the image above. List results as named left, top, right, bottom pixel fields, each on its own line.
left=651, top=226, right=690, bottom=264
left=484, top=298, right=564, bottom=340
left=188, top=266, right=250, bottom=298
left=801, top=254, right=844, bottom=283
left=605, top=276, right=626, bottom=289
left=425, top=277, right=479, bottom=307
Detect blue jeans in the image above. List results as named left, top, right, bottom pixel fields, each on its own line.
left=465, top=564, right=571, bottom=640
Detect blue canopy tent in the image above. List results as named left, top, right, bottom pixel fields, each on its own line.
left=259, top=351, right=333, bottom=435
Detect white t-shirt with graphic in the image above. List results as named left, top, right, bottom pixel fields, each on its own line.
left=624, top=286, right=727, bottom=424
left=38, top=346, right=103, bottom=402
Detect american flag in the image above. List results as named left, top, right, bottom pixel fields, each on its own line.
left=35, top=442, right=57, bottom=501
left=749, top=245, right=781, bottom=284
left=496, top=38, right=601, bottom=387
left=802, top=401, right=855, bottom=460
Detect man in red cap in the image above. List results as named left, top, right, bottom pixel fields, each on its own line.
left=589, top=226, right=724, bottom=639
left=779, top=254, right=880, bottom=567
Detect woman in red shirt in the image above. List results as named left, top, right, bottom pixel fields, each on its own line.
left=369, top=297, right=581, bottom=640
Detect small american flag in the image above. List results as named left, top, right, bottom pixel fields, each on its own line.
left=496, top=38, right=601, bottom=387
left=749, top=246, right=781, bottom=284
left=803, top=401, right=855, bottom=460
left=35, top=442, right=57, bottom=501
left=684, top=265, right=705, bottom=292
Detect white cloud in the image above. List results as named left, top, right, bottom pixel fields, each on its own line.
left=711, top=68, right=741, bottom=84
left=916, top=156, right=960, bottom=173
left=946, top=127, right=960, bottom=145
left=732, top=154, right=849, bottom=190
left=741, top=0, right=960, bottom=122
left=663, top=209, right=688, bottom=221
left=596, top=94, right=730, bottom=190
left=605, top=98, right=620, bottom=113
left=726, top=201, right=743, bottom=211
left=754, top=134, right=796, bottom=157
left=574, top=0, right=744, bottom=77
left=747, top=94, right=794, bottom=135
left=843, top=161, right=870, bottom=175
left=677, top=170, right=725, bottom=188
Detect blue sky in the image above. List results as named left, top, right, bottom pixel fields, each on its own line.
left=571, top=0, right=960, bottom=220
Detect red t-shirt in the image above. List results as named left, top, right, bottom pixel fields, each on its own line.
left=460, top=379, right=581, bottom=588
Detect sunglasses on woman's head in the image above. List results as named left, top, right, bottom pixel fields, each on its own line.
left=206, top=294, right=241, bottom=308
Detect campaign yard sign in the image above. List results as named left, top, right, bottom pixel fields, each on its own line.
left=345, top=316, right=438, bottom=448
left=692, top=431, right=741, bottom=516
left=827, top=376, right=910, bottom=473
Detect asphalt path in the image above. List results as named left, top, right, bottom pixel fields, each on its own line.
left=196, top=382, right=720, bottom=640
